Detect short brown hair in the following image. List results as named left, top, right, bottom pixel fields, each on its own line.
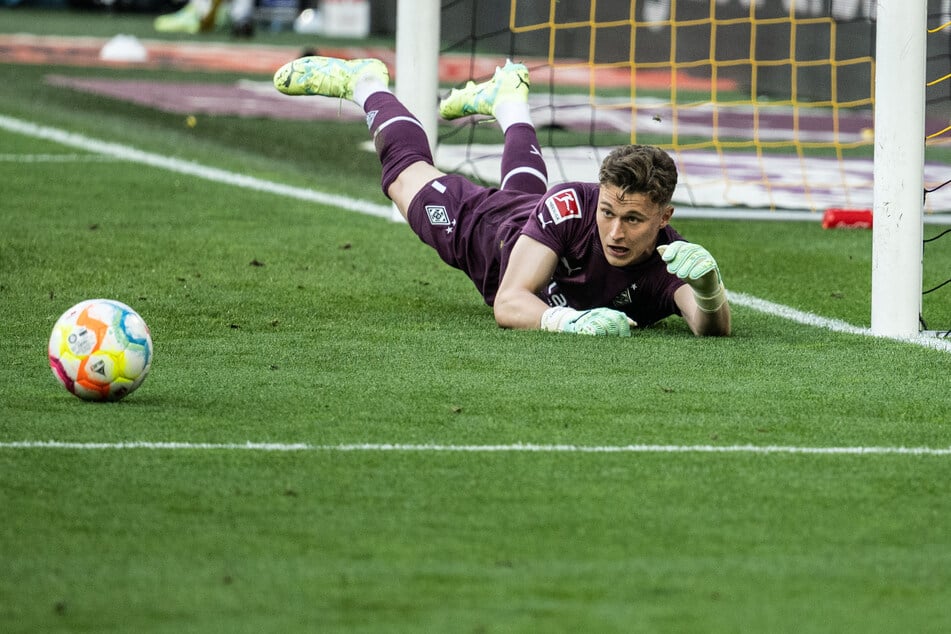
left=598, top=145, right=678, bottom=207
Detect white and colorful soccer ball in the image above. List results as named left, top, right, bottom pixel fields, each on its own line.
left=48, top=299, right=153, bottom=402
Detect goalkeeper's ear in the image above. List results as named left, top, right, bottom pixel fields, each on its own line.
left=660, top=204, right=674, bottom=228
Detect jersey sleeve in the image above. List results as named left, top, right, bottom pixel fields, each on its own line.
left=519, top=183, right=598, bottom=256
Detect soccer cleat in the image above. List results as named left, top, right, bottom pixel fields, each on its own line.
left=273, top=56, right=389, bottom=99
left=154, top=0, right=224, bottom=34
left=438, top=60, right=530, bottom=120
left=198, top=0, right=226, bottom=32
left=154, top=2, right=202, bottom=34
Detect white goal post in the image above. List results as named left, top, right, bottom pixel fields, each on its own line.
left=394, top=0, right=440, bottom=149
left=392, top=0, right=441, bottom=222
left=871, top=0, right=927, bottom=337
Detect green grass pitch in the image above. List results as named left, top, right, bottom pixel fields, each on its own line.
left=2, top=9, right=951, bottom=633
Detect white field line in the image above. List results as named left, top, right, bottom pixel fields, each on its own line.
left=0, top=153, right=121, bottom=162
left=0, top=114, right=393, bottom=219
left=728, top=291, right=951, bottom=353
left=2, top=441, right=951, bottom=455
left=1, top=114, right=948, bottom=354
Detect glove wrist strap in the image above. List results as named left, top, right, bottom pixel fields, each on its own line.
left=693, top=283, right=727, bottom=313
left=541, top=306, right=579, bottom=332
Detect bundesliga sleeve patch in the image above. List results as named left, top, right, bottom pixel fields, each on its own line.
left=542, top=188, right=582, bottom=225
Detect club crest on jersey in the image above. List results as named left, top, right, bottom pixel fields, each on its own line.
left=543, top=188, right=582, bottom=225
left=425, top=205, right=451, bottom=225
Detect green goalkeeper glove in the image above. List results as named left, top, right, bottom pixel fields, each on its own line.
left=657, top=241, right=727, bottom=313
left=540, top=306, right=634, bottom=337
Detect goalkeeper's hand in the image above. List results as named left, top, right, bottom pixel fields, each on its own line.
left=657, top=241, right=727, bottom=313
left=540, top=306, right=634, bottom=337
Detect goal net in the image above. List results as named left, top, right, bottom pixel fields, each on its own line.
left=923, top=11, right=951, bottom=336
left=429, top=0, right=950, bottom=335
left=436, top=0, right=951, bottom=217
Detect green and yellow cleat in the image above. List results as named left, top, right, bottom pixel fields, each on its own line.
left=154, top=0, right=225, bottom=34
left=273, top=56, right=389, bottom=99
left=438, top=60, right=530, bottom=120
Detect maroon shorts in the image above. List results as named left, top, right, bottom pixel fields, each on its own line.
left=406, top=174, right=538, bottom=304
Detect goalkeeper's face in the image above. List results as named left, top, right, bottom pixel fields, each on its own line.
left=596, top=184, right=673, bottom=267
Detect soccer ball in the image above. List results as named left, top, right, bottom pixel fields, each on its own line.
left=48, top=299, right=153, bottom=402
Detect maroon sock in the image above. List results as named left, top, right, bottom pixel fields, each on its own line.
left=499, top=123, right=548, bottom=194
left=364, top=92, right=434, bottom=196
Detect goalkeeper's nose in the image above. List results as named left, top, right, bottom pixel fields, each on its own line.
left=605, top=217, right=625, bottom=240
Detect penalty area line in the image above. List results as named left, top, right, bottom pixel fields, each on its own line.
left=2, top=441, right=951, bottom=456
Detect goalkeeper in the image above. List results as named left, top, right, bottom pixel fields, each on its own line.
left=273, top=56, right=731, bottom=337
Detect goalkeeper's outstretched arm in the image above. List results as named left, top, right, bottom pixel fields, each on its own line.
left=493, top=235, right=565, bottom=330
left=659, top=241, right=732, bottom=337
left=494, top=235, right=636, bottom=335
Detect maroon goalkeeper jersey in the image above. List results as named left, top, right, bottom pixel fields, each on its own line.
left=407, top=176, right=686, bottom=327
left=516, top=182, right=685, bottom=328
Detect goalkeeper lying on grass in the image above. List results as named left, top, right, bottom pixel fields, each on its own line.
left=274, top=56, right=731, bottom=337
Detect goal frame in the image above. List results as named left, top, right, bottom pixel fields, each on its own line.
left=871, top=0, right=926, bottom=337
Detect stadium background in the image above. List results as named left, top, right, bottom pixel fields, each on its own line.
left=44, top=0, right=902, bottom=108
